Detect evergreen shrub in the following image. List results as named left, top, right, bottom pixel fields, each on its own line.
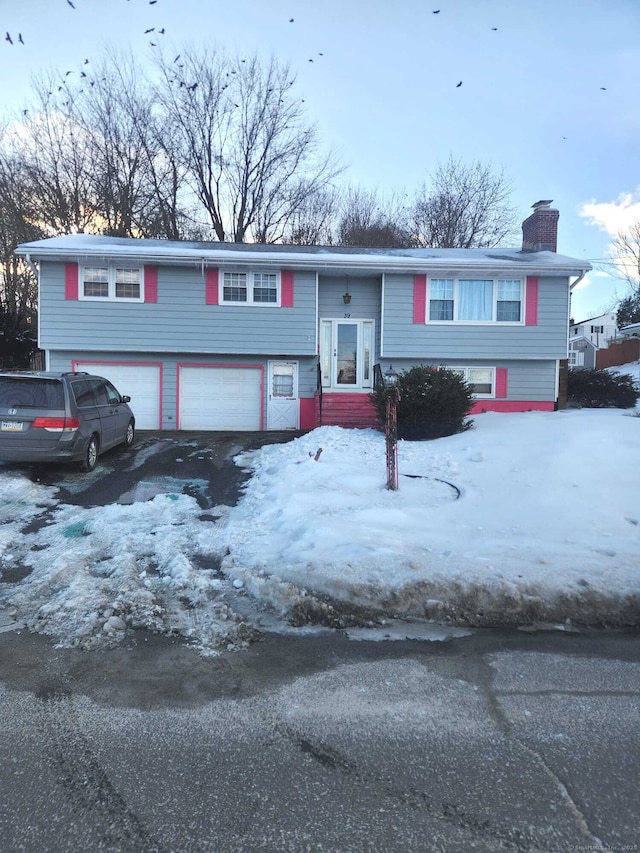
left=567, top=367, right=640, bottom=409
left=371, top=365, right=474, bottom=440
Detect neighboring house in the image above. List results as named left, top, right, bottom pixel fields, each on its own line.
left=568, top=335, right=597, bottom=368
left=569, top=312, right=618, bottom=349
left=618, top=321, right=640, bottom=338
left=15, top=200, right=591, bottom=432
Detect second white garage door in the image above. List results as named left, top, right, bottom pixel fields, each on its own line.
left=179, top=366, right=262, bottom=430
left=74, top=362, right=161, bottom=430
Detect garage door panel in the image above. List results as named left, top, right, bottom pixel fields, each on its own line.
left=74, top=363, right=160, bottom=430
left=179, top=366, right=262, bottom=431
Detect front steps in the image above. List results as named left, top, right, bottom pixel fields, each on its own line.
left=316, top=392, right=380, bottom=429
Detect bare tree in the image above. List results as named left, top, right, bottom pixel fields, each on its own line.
left=337, top=186, right=410, bottom=247
left=12, top=77, right=96, bottom=235
left=0, top=139, right=42, bottom=365
left=155, top=49, right=340, bottom=242
left=410, top=157, right=518, bottom=248
left=610, top=219, right=640, bottom=327
left=282, top=185, right=339, bottom=245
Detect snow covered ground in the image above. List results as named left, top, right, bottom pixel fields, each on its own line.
left=1, top=363, right=639, bottom=653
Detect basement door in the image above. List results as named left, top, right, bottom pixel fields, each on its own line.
left=319, top=319, right=374, bottom=390
left=267, top=361, right=299, bottom=429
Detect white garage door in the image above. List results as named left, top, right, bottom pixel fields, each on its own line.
left=179, top=366, right=262, bottom=430
left=74, top=363, right=161, bottom=429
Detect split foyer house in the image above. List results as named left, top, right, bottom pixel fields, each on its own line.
left=16, top=200, right=591, bottom=432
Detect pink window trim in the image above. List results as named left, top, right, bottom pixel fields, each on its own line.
left=144, top=266, right=158, bottom=303
left=413, top=275, right=427, bottom=324
left=70, top=359, right=163, bottom=429
left=495, top=367, right=508, bottom=398
left=281, top=270, right=294, bottom=308
left=175, top=363, right=265, bottom=430
left=525, top=276, right=539, bottom=326
left=205, top=268, right=219, bottom=305
left=64, top=263, right=79, bottom=300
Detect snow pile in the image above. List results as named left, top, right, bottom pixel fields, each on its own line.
left=0, top=487, right=254, bottom=654
left=224, top=397, right=640, bottom=628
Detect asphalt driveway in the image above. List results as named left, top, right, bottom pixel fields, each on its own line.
left=11, top=429, right=304, bottom=510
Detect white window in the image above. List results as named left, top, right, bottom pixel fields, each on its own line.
left=221, top=271, right=280, bottom=306
left=80, top=266, right=143, bottom=302
left=590, top=325, right=604, bottom=334
left=448, top=366, right=495, bottom=397
left=428, top=278, right=523, bottom=323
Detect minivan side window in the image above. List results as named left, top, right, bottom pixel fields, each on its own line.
left=104, top=382, right=122, bottom=405
left=71, top=379, right=96, bottom=408
left=89, top=379, right=109, bottom=406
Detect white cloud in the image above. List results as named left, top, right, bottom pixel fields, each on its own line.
left=580, top=191, right=640, bottom=236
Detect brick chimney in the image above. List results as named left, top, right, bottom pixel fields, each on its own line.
left=521, top=200, right=559, bottom=252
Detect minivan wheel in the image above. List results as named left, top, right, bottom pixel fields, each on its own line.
left=81, top=435, right=99, bottom=472
left=124, top=419, right=135, bottom=448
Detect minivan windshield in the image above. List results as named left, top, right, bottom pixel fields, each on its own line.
left=0, top=378, right=65, bottom=409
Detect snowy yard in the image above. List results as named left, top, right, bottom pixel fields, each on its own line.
left=1, top=364, right=639, bottom=653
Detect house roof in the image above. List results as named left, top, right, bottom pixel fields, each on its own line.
left=16, top=234, right=592, bottom=277
left=568, top=335, right=598, bottom=349
left=570, top=312, right=616, bottom=326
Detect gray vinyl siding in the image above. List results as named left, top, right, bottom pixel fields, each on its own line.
left=40, top=262, right=317, bottom=356
left=382, top=273, right=570, bottom=360
left=48, top=350, right=318, bottom=430
left=379, top=358, right=557, bottom=401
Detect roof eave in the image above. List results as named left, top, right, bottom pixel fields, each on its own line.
left=15, top=244, right=591, bottom=278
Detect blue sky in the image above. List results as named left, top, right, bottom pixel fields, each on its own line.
left=2, top=0, right=639, bottom=320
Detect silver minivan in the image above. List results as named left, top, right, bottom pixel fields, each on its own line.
left=0, top=371, right=135, bottom=471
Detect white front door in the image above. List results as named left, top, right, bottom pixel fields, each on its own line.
left=267, top=361, right=299, bottom=429
left=319, top=320, right=374, bottom=390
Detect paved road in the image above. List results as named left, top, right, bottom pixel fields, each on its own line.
left=1, top=626, right=638, bottom=852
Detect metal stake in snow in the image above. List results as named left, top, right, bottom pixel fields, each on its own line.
left=384, top=365, right=400, bottom=490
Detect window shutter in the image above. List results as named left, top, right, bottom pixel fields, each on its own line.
left=64, top=263, right=79, bottom=300
left=525, top=276, right=539, bottom=326
left=413, top=275, right=427, bottom=323
left=205, top=268, right=219, bottom=305
left=144, top=266, right=158, bottom=303
left=281, top=270, right=294, bottom=307
left=495, top=367, right=508, bottom=398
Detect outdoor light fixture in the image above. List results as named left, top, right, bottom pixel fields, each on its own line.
left=384, top=364, right=399, bottom=387
left=343, top=275, right=351, bottom=304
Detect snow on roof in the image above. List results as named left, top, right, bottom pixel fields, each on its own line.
left=16, top=234, right=592, bottom=275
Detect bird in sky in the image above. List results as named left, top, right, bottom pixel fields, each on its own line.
left=433, top=9, right=440, bottom=13
left=5, top=32, right=13, bottom=44
left=159, top=28, right=165, bottom=34
left=174, top=54, right=181, bottom=63
left=289, top=18, right=294, bottom=22
left=491, top=27, right=498, bottom=31
left=84, top=58, right=89, bottom=64
left=188, top=83, right=198, bottom=91
left=149, top=0, right=157, bottom=4
left=18, top=33, right=24, bottom=44
left=600, top=87, right=607, bottom=90
left=145, top=28, right=154, bottom=33
left=456, top=81, right=462, bottom=87
left=67, top=0, right=76, bottom=8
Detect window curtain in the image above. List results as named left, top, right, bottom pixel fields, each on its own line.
left=458, top=280, right=492, bottom=321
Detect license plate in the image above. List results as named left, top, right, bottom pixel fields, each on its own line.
left=1, top=421, right=23, bottom=432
